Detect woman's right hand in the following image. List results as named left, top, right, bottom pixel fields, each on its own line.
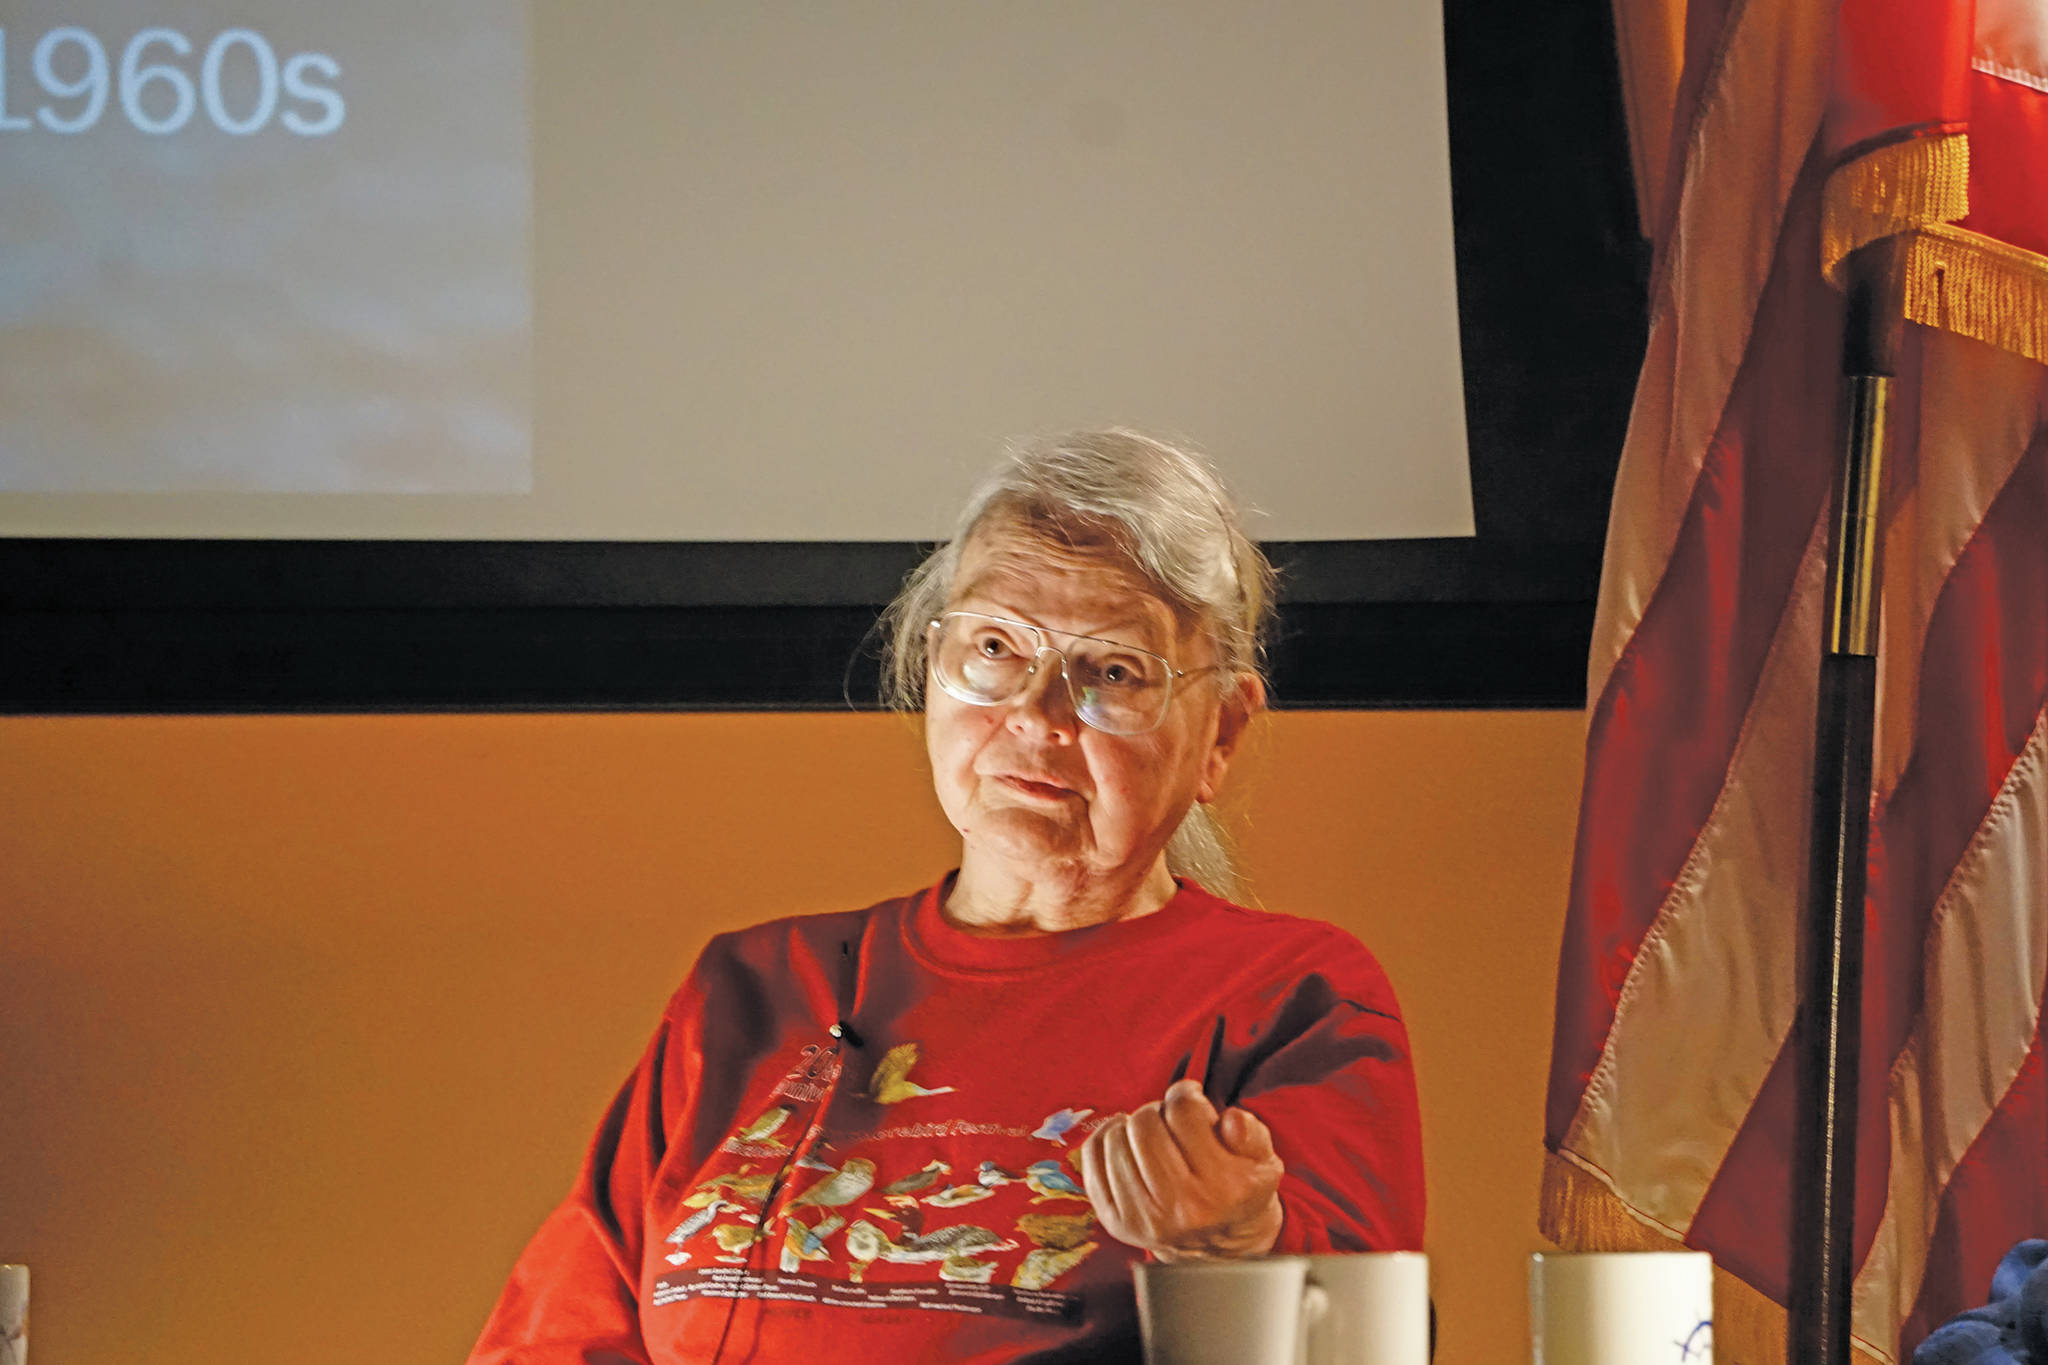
left=1078, top=1078, right=1285, bottom=1261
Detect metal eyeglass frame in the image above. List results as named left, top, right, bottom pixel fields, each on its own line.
left=924, top=610, right=1217, bottom=735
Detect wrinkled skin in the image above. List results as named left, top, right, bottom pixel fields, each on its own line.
left=1080, top=1078, right=1284, bottom=1260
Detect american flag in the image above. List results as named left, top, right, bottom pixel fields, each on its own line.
left=1541, top=0, right=2048, bottom=1359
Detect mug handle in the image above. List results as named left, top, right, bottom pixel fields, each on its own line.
left=1296, top=1281, right=1330, bottom=1365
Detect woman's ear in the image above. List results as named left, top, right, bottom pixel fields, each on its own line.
left=1197, top=673, right=1266, bottom=803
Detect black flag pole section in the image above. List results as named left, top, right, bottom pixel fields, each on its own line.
left=1789, top=240, right=1904, bottom=1365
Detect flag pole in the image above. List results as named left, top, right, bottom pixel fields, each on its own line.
left=1789, top=238, right=1904, bottom=1365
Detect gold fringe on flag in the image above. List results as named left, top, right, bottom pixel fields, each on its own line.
left=1821, top=133, right=1972, bottom=286
left=1539, top=1151, right=1893, bottom=1365
left=1821, top=132, right=2048, bottom=366
left=1538, top=1151, right=1681, bottom=1251
left=1895, top=223, right=2048, bottom=365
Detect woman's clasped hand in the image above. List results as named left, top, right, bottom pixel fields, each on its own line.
left=1081, top=1078, right=1287, bottom=1261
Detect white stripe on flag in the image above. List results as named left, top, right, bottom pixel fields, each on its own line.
left=1874, top=339, right=2048, bottom=798
left=1587, top=0, right=1837, bottom=707
left=1853, top=704, right=2048, bottom=1362
left=1563, top=509, right=1829, bottom=1230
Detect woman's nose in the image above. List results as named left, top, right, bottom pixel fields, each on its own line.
left=1005, top=648, right=1080, bottom=742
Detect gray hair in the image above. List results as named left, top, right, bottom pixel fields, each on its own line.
left=878, top=428, right=1277, bottom=900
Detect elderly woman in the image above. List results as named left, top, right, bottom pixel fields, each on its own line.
left=470, top=430, right=1425, bottom=1363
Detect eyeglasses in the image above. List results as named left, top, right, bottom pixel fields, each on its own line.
left=925, top=611, right=1214, bottom=736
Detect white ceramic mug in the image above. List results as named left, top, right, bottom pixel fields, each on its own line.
left=1529, top=1250, right=1713, bottom=1365
left=1305, top=1252, right=1431, bottom=1365
left=1138, top=1258, right=1329, bottom=1365
left=0, top=1264, right=25, bottom=1365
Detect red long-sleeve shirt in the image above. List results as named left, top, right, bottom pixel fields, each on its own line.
left=469, top=878, right=1425, bottom=1363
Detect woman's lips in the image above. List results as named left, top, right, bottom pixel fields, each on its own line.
left=997, top=774, right=1075, bottom=800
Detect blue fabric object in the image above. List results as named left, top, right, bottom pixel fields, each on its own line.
left=1913, top=1241, right=2048, bottom=1365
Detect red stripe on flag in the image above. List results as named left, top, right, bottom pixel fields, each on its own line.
left=1866, top=424, right=2048, bottom=1066
left=1966, top=72, right=2048, bottom=261
left=1899, top=1024, right=2048, bottom=1354
left=1546, top=173, right=1841, bottom=1145
left=1686, top=424, right=2048, bottom=1310
left=1826, top=0, right=1973, bottom=157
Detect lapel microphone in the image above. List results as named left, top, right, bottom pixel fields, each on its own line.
left=833, top=939, right=864, bottom=1049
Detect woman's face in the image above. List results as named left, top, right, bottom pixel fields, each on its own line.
left=924, top=522, right=1256, bottom=889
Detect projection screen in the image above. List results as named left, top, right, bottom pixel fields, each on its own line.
left=0, top=2, right=1472, bottom=542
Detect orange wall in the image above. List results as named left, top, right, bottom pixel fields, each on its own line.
left=0, top=710, right=1582, bottom=1363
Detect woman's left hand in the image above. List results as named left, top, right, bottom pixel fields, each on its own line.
left=1078, top=1078, right=1285, bottom=1260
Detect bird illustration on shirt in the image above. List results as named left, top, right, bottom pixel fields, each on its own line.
left=863, top=1193, right=925, bottom=1236
left=879, top=1159, right=951, bottom=1196
left=1014, top=1240, right=1098, bottom=1290
left=786, top=1156, right=877, bottom=1212
left=1016, top=1209, right=1096, bottom=1252
left=711, top=1223, right=763, bottom=1260
left=842, top=1219, right=891, bottom=1282
left=1024, top=1159, right=1088, bottom=1203
left=976, top=1160, right=1019, bottom=1187
left=882, top=1222, right=1016, bottom=1264
left=666, top=1198, right=731, bottom=1246
left=866, top=1042, right=957, bottom=1104
left=685, top=1167, right=776, bottom=1207
left=924, top=1183, right=996, bottom=1207
left=735, top=1107, right=792, bottom=1146
left=1032, top=1107, right=1094, bottom=1145
left=940, top=1253, right=1000, bottom=1283
left=779, top=1213, right=846, bottom=1272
